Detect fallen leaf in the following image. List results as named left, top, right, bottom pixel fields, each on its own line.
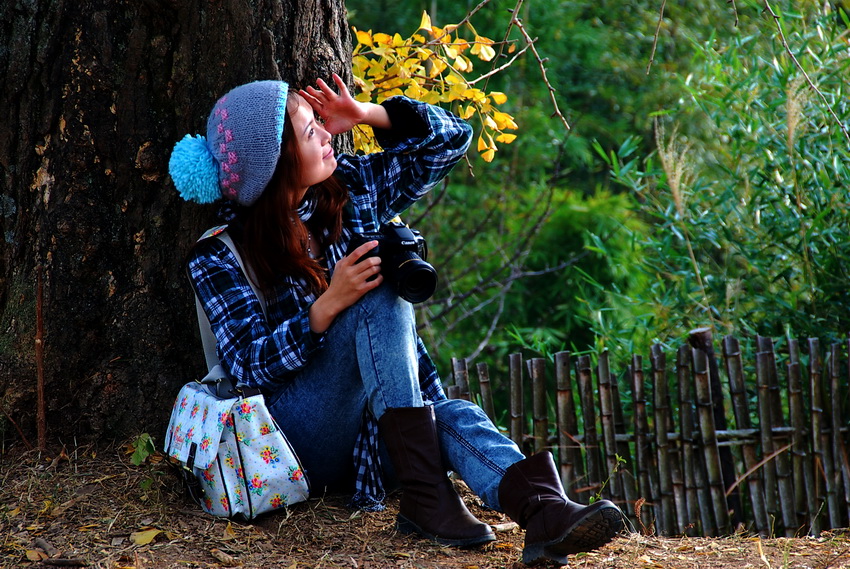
left=51, top=498, right=77, bottom=517
left=211, top=548, right=239, bottom=565
left=38, top=500, right=53, bottom=515
left=219, top=521, right=237, bottom=541
left=26, top=549, right=48, bottom=561
left=130, top=528, right=162, bottom=545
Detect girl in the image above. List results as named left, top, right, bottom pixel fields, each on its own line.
left=168, top=75, right=623, bottom=565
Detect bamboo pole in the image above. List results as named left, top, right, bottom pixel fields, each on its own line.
left=820, top=345, right=840, bottom=528
left=723, top=335, right=769, bottom=536
left=828, top=343, right=850, bottom=526
left=662, top=353, right=686, bottom=534
left=452, top=357, right=471, bottom=401
left=807, top=339, right=826, bottom=531
left=754, top=346, right=780, bottom=529
left=631, top=354, right=656, bottom=530
left=692, top=344, right=731, bottom=534
left=530, top=358, right=549, bottom=455
left=760, top=336, right=797, bottom=535
left=677, top=346, right=701, bottom=535
left=475, top=362, right=496, bottom=423
left=555, top=351, right=582, bottom=500
left=597, top=351, right=623, bottom=506
left=689, top=327, right=741, bottom=526
left=611, top=364, right=639, bottom=520
left=509, top=353, right=525, bottom=453
left=576, top=354, right=602, bottom=497
left=842, top=339, right=850, bottom=526
left=788, top=339, right=818, bottom=535
left=651, top=344, right=676, bottom=536
left=808, top=338, right=839, bottom=529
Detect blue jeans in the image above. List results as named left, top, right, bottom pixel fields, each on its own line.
left=267, top=284, right=525, bottom=510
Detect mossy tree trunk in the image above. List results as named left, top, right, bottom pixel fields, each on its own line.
left=0, top=0, right=351, bottom=443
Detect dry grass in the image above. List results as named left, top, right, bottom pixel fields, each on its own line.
left=1, top=444, right=849, bottom=568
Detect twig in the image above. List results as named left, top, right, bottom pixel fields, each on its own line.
left=484, top=0, right=524, bottom=93
left=725, top=443, right=792, bottom=497
left=0, top=402, right=32, bottom=449
left=646, top=0, right=668, bottom=75
left=36, top=265, right=46, bottom=450
left=467, top=43, right=530, bottom=85
left=763, top=0, right=850, bottom=145
left=729, top=0, right=739, bottom=27
left=510, top=14, right=571, bottom=131
left=42, top=560, right=89, bottom=567
left=429, top=0, right=493, bottom=44
left=426, top=247, right=589, bottom=330
left=466, top=287, right=509, bottom=361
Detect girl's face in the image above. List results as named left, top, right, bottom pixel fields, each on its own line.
left=289, top=96, right=336, bottom=200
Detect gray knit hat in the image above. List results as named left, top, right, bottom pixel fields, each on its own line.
left=169, top=80, right=290, bottom=207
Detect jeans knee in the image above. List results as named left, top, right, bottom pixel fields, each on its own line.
left=359, top=284, right=414, bottom=323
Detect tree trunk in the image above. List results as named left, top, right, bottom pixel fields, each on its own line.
left=0, top=0, right=351, bottom=444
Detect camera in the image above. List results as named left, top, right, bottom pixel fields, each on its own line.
left=347, top=219, right=437, bottom=304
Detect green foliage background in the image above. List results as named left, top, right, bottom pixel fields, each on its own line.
left=345, top=1, right=850, bottom=378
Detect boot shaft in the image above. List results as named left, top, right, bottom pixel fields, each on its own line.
left=378, top=405, right=496, bottom=548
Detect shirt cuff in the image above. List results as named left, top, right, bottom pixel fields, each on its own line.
left=374, top=97, right=429, bottom=146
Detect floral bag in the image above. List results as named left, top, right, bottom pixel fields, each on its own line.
left=163, top=376, right=309, bottom=519
left=164, top=227, right=310, bottom=519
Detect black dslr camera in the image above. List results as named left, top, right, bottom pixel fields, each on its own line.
left=347, top=219, right=437, bottom=304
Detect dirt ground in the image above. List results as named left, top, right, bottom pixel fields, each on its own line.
left=1, top=444, right=849, bottom=569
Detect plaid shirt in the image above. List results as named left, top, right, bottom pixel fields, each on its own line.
left=188, top=96, right=472, bottom=509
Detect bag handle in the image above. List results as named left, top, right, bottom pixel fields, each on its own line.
left=194, top=226, right=266, bottom=394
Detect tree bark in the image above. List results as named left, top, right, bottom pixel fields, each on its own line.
left=0, top=0, right=351, bottom=442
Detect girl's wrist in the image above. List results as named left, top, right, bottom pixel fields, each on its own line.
left=308, top=295, right=339, bottom=334
left=360, top=102, right=392, bottom=130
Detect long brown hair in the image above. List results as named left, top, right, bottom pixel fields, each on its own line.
left=240, top=94, right=348, bottom=295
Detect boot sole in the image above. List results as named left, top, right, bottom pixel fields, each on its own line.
left=522, top=503, right=624, bottom=565
left=396, top=515, right=497, bottom=548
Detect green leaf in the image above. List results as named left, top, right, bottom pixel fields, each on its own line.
left=130, top=433, right=155, bottom=466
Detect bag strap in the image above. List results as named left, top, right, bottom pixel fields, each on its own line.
left=194, top=226, right=267, bottom=395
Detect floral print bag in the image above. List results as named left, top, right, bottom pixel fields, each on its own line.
left=164, top=378, right=309, bottom=519
left=164, top=227, right=309, bottom=519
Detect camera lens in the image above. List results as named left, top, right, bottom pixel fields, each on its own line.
left=392, top=254, right=437, bottom=303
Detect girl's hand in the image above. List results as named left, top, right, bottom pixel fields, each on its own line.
left=299, top=74, right=366, bottom=136
left=308, top=241, right=383, bottom=333
left=299, top=74, right=391, bottom=135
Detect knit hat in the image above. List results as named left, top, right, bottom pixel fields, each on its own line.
left=169, top=80, right=290, bottom=207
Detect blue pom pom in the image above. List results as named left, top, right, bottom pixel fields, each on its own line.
left=168, top=134, right=221, bottom=203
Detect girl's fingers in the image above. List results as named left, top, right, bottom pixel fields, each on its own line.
left=315, top=77, right=336, bottom=96
left=298, top=89, right=322, bottom=110
left=331, top=73, right=348, bottom=95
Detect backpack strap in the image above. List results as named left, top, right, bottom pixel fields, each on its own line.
left=194, top=226, right=266, bottom=394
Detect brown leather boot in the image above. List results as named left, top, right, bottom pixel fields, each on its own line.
left=498, top=451, right=624, bottom=565
left=378, top=406, right=496, bottom=547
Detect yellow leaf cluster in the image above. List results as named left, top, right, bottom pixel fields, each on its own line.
left=352, top=11, right=518, bottom=161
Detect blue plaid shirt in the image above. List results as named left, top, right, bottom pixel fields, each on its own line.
left=187, top=96, right=472, bottom=510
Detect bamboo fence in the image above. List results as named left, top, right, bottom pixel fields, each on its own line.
left=447, top=327, right=850, bottom=537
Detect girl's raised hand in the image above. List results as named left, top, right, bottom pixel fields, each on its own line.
left=299, top=74, right=365, bottom=136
